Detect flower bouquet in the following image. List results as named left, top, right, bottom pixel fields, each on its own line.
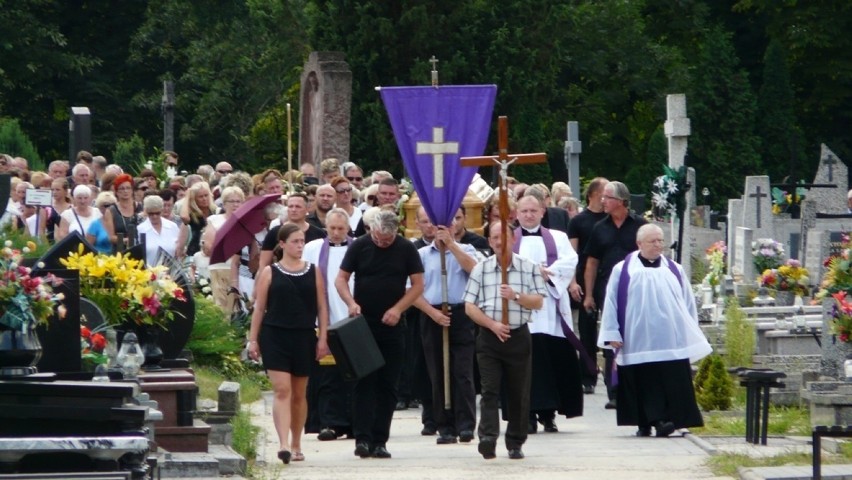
left=60, top=247, right=186, bottom=328
left=0, top=240, right=65, bottom=331
left=830, top=292, right=852, bottom=343
left=815, top=234, right=852, bottom=300
left=771, top=183, right=807, bottom=216
left=752, top=238, right=785, bottom=275
left=651, top=165, right=688, bottom=219
left=703, top=241, right=727, bottom=287
left=80, top=324, right=109, bottom=370
left=758, top=259, right=810, bottom=297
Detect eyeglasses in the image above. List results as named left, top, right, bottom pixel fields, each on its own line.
left=147, top=211, right=162, bottom=216
left=224, top=199, right=242, bottom=204
left=602, top=195, right=622, bottom=201
left=346, top=176, right=363, bottom=182
left=336, top=187, right=352, bottom=194
left=101, top=203, right=115, bottom=209
left=217, top=169, right=233, bottom=175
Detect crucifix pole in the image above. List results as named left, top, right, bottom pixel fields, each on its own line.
left=461, top=116, right=546, bottom=324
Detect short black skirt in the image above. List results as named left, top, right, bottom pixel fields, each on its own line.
left=259, top=324, right=316, bottom=377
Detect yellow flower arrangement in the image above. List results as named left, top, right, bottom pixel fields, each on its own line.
left=60, top=246, right=186, bottom=328
left=758, top=258, right=810, bottom=297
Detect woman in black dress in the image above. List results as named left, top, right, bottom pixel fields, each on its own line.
left=247, top=223, right=329, bottom=464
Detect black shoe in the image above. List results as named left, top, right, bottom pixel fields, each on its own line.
left=543, top=418, right=558, bottom=433
left=317, top=428, right=337, bottom=441
left=478, top=439, right=496, bottom=460
left=508, top=448, right=525, bottom=460
left=583, top=385, right=595, bottom=394
left=459, top=430, right=474, bottom=443
left=604, top=400, right=617, bottom=409
left=655, top=421, right=676, bottom=438
left=372, top=445, right=392, bottom=459
left=395, top=401, right=408, bottom=411
left=354, top=442, right=371, bottom=458
left=436, top=433, right=458, bottom=445
left=277, top=450, right=291, bottom=464
left=528, top=419, right=538, bottom=434
left=636, top=426, right=652, bottom=437
left=408, top=399, right=421, bottom=408
left=421, top=424, right=437, bottom=436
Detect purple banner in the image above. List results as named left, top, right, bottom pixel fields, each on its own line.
left=380, top=85, right=497, bottom=226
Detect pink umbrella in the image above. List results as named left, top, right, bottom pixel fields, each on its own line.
left=210, top=194, right=281, bottom=264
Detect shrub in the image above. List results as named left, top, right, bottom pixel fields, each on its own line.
left=695, top=354, right=734, bottom=411
left=187, top=296, right=244, bottom=368
left=724, top=297, right=755, bottom=368
left=112, top=134, right=147, bottom=173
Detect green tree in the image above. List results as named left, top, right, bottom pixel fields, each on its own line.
left=688, top=25, right=761, bottom=210
left=757, top=39, right=805, bottom=183
left=0, top=119, right=42, bottom=169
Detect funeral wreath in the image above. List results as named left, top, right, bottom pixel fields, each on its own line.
left=0, top=240, right=65, bottom=331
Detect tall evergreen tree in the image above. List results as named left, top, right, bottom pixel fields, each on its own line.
left=688, top=25, right=761, bottom=210
left=757, top=39, right=804, bottom=183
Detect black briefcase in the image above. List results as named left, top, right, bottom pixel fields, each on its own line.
left=327, top=315, right=385, bottom=381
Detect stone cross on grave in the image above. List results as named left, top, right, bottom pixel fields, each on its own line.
left=749, top=185, right=768, bottom=228
left=824, top=153, right=839, bottom=182
left=416, top=127, right=459, bottom=188
left=461, top=116, right=546, bottom=324
left=564, top=121, right=582, bottom=203
left=664, top=94, right=693, bottom=278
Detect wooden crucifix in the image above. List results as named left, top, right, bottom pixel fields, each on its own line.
left=461, top=116, right=546, bottom=324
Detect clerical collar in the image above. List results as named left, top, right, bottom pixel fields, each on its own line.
left=638, top=254, right=661, bottom=268
left=329, top=240, right=348, bottom=247
left=521, top=227, right=542, bottom=236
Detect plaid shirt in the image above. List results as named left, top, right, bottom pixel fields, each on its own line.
left=463, top=254, right=546, bottom=328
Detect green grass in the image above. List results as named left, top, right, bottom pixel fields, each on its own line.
left=691, top=404, right=811, bottom=436
left=231, top=410, right=260, bottom=475
left=707, top=448, right=852, bottom=478
left=194, top=365, right=266, bottom=404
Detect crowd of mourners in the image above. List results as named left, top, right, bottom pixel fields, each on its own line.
left=0, top=149, right=711, bottom=464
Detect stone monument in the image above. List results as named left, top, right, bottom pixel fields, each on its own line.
left=664, top=94, right=693, bottom=279
left=298, top=51, right=352, bottom=171
left=809, top=144, right=848, bottom=214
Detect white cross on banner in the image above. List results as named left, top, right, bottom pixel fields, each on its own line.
left=416, top=127, right=459, bottom=188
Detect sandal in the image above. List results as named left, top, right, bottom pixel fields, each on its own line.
left=292, top=451, right=305, bottom=462
left=277, top=449, right=291, bottom=464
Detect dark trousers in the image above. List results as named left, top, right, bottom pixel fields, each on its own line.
left=352, top=317, right=405, bottom=447
left=316, top=364, right=354, bottom=432
left=578, top=307, right=599, bottom=387
left=477, top=323, right=531, bottom=450
left=398, top=311, right=429, bottom=404
left=420, top=307, right=476, bottom=435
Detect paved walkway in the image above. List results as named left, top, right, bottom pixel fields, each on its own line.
left=249, top=384, right=735, bottom=479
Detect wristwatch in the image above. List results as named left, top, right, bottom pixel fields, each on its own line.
left=514, top=292, right=520, bottom=302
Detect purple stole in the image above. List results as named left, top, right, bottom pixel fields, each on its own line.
left=512, top=227, right=597, bottom=374
left=612, top=251, right=683, bottom=386
left=317, top=236, right=353, bottom=305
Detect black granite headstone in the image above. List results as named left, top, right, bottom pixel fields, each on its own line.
left=35, top=269, right=81, bottom=373
left=32, top=232, right=95, bottom=272
left=0, top=175, right=10, bottom=212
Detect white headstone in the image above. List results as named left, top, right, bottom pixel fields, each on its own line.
left=742, top=176, right=775, bottom=240
left=803, top=229, right=827, bottom=286
left=734, top=226, right=755, bottom=282
left=727, top=197, right=744, bottom=275
left=809, top=144, right=848, bottom=214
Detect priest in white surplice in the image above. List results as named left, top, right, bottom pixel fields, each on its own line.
left=598, top=224, right=711, bottom=437
left=513, top=195, right=582, bottom=433
left=303, top=208, right=355, bottom=441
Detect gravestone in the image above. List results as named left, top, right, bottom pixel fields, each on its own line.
left=742, top=176, right=775, bottom=240
left=564, top=121, right=581, bottom=201
left=727, top=198, right=744, bottom=275
left=800, top=198, right=818, bottom=263
left=68, top=106, right=91, bottom=163
left=804, top=230, right=829, bottom=285
left=809, top=144, right=848, bottom=214
left=35, top=269, right=81, bottom=373
left=298, top=51, right=352, bottom=169
left=733, top=227, right=755, bottom=282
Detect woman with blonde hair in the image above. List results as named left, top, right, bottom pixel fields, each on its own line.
left=56, top=185, right=101, bottom=242
left=177, top=182, right=214, bottom=260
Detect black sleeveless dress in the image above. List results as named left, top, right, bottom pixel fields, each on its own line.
left=259, top=262, right=318, bottom=376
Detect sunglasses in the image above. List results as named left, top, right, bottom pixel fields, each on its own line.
left=336, top=187, right=352, bottom=193
left=101, top=203, right=115, bottom=209
left=346, top=176, right=363, bottom=182
left=138, top=186, right=149, bottom=192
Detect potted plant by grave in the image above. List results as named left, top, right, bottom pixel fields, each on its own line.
left=0, top=240, right=66, bottom=376
left=758, top=259, right=810, bottom=305
left=752, top=238, right=785, bottom=275
left=60, top=247, right=186, bottom=367
left=815, top=234, right=852, bottom=300
left=703, top=241, right=727, bottom=296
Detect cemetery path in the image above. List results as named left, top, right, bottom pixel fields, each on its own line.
left=248, top=383, right=734, bottom=479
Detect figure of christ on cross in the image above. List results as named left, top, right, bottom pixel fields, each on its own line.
left=461, top=116, right=546, bottom=324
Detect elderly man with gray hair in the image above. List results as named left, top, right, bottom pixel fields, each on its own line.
left=335, top=209, right=424, bottom=459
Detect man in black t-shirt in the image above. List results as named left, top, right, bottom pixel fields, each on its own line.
left=567, top=177, right=609, bottom=394
left=583, top=181, right=647, bottom=409
left=336, top=210, right=425, bottom=459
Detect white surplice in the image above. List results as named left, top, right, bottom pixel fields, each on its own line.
left=303, top=238, right=354, bottom=325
